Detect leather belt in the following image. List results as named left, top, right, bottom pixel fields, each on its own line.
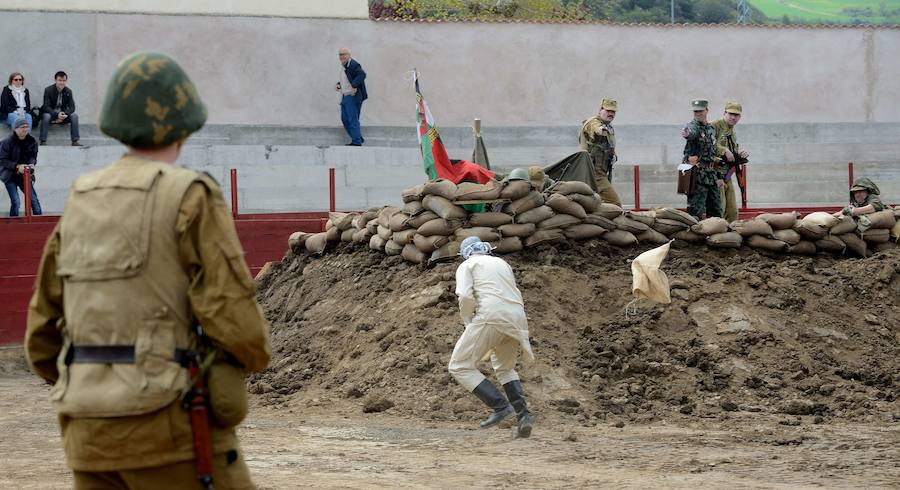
left=65, top=345, right=192, bottom=366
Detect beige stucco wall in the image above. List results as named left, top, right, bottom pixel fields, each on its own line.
left=0, top=0, right=368, bottom=18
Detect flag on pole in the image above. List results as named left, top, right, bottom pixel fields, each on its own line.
left=415, top=70, right=494, bottom=184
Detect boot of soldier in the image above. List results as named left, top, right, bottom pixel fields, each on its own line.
left=503, top=380, right=533, bottom=438
left=472, top=379, right=515, bottom=429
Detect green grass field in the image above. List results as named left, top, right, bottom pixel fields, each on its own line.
left=749, top=0, right=900, bottom=24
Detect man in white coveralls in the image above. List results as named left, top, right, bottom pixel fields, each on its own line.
left=448, top=236, right=534, bottom=438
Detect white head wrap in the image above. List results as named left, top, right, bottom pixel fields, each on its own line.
left=460, top=236, right=493, bottom=259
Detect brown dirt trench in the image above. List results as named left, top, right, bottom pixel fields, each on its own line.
left=3, top=243, right=900, bottom=488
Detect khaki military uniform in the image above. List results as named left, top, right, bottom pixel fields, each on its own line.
left=711, top=118, right=741, bottom=222
left=26, top=156, right=270, bottom=488
left=579, top=116, right=621, bottom=206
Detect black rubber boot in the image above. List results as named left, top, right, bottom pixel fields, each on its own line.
left=472, top=379, right=514, bottom=429
left=503, top=380, right=533, bottom=438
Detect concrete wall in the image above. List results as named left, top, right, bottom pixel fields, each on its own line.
left=25, top=146, right=898, bottom=215
left=1, top=12, right=899, bottom=127
left=0, top=1, right=369, bottom=18
left=2, top=12, right=898, bottom=215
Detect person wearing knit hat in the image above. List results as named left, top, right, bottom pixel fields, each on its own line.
left=25, top=52, right=269, bottom=489
left=449, top=236, right=535, bottom=438
left=0, top=116, right=42, bottom=216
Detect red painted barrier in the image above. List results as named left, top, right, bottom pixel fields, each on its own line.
left=230, top=168, right=238, bottom=219
left=0, top=213, right=326, bottom=346
left=848, top=161, right=854, bottom=188
left=633, top=165, right=641, bottom=211
left=329, top=167, right=336, bottom=213
left=23, top=167, right=33, bottom=221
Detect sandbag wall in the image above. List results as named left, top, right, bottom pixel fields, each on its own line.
left=288, top=178, right=900, bottom=263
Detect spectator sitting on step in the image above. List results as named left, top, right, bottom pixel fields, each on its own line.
left=0, top=117, right=43, bottom=217
left=40, top=71, right=80, bottom=146
left=1, top=72, right=34, bottom=133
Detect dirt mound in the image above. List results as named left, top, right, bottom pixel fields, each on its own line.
left=252, top=240, right=900, bottom=425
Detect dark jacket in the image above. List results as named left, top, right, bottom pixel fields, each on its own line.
left=0, top=133, right=38, bottom=184
left=0, top=86, right=32, bottom=119
left=342, top=59, right=368, bottom=102
left=41, top=85, right=76, bottom=116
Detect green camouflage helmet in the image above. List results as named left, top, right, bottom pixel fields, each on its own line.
left=99, top=51, right=207, bottom=148
left=507, top=168, right=530, bottom=181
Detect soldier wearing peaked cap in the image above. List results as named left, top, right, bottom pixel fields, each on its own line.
left=25, top=51, right=271, bottom=489
left=579, top=98, right=621, bottom=205
left=682, top=99, right=724, bottom=219
left=710, top=101, right=750, bottom=222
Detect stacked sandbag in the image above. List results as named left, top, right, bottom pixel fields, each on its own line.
left=691, top=217, right=742, bottom=248
left=286, top=180, right=895, bottom=264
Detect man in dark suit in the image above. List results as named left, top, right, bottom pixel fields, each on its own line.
left=40, top=71, right=80, bottom=146
left=335, top=47, right=367, bottom=146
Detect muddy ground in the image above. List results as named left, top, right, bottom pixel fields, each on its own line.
left=3, top=241, right=900, bottom=488
left=2, top=369, right=899, bottom=489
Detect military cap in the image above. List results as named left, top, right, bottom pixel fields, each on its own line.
left=849, top=184, right=867, bottom=192
left=691, top=99, right=709, bottom=111
left=724, top=101, right=742, bottom=115
left=99, top=51, right=207, bottom=148
left=600, top=98, right=618, bottom=111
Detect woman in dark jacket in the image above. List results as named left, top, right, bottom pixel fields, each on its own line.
left=1, top=72, right=34, bottom=133
left=0, top=117, right=42, bottom=216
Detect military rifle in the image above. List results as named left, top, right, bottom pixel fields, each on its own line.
left=180, top=326, right=217, bottom=490
left=733, top=154, right=748, bottom=209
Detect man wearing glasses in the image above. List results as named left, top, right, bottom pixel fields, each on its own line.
left=335, top=47, right=368, bottom=146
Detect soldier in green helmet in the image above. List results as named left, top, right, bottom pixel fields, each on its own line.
left=25, top=52, right=270, bottom=489
left=579, top=98, right=620, bottom=205
left=843, top=177, right=884, bottom=216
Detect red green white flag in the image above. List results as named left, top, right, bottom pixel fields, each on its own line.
left=415, top=70, right=494, bottom=184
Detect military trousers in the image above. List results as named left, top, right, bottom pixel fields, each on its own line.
left=595, top=175, right=621, bottom=206
left=687, top=168, right=722, bottom=219
left=720, top=179, right=738, bottom=223
left=448, top=323, right=522, bottom=392
left=73, top=451, right=256, bottom=490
